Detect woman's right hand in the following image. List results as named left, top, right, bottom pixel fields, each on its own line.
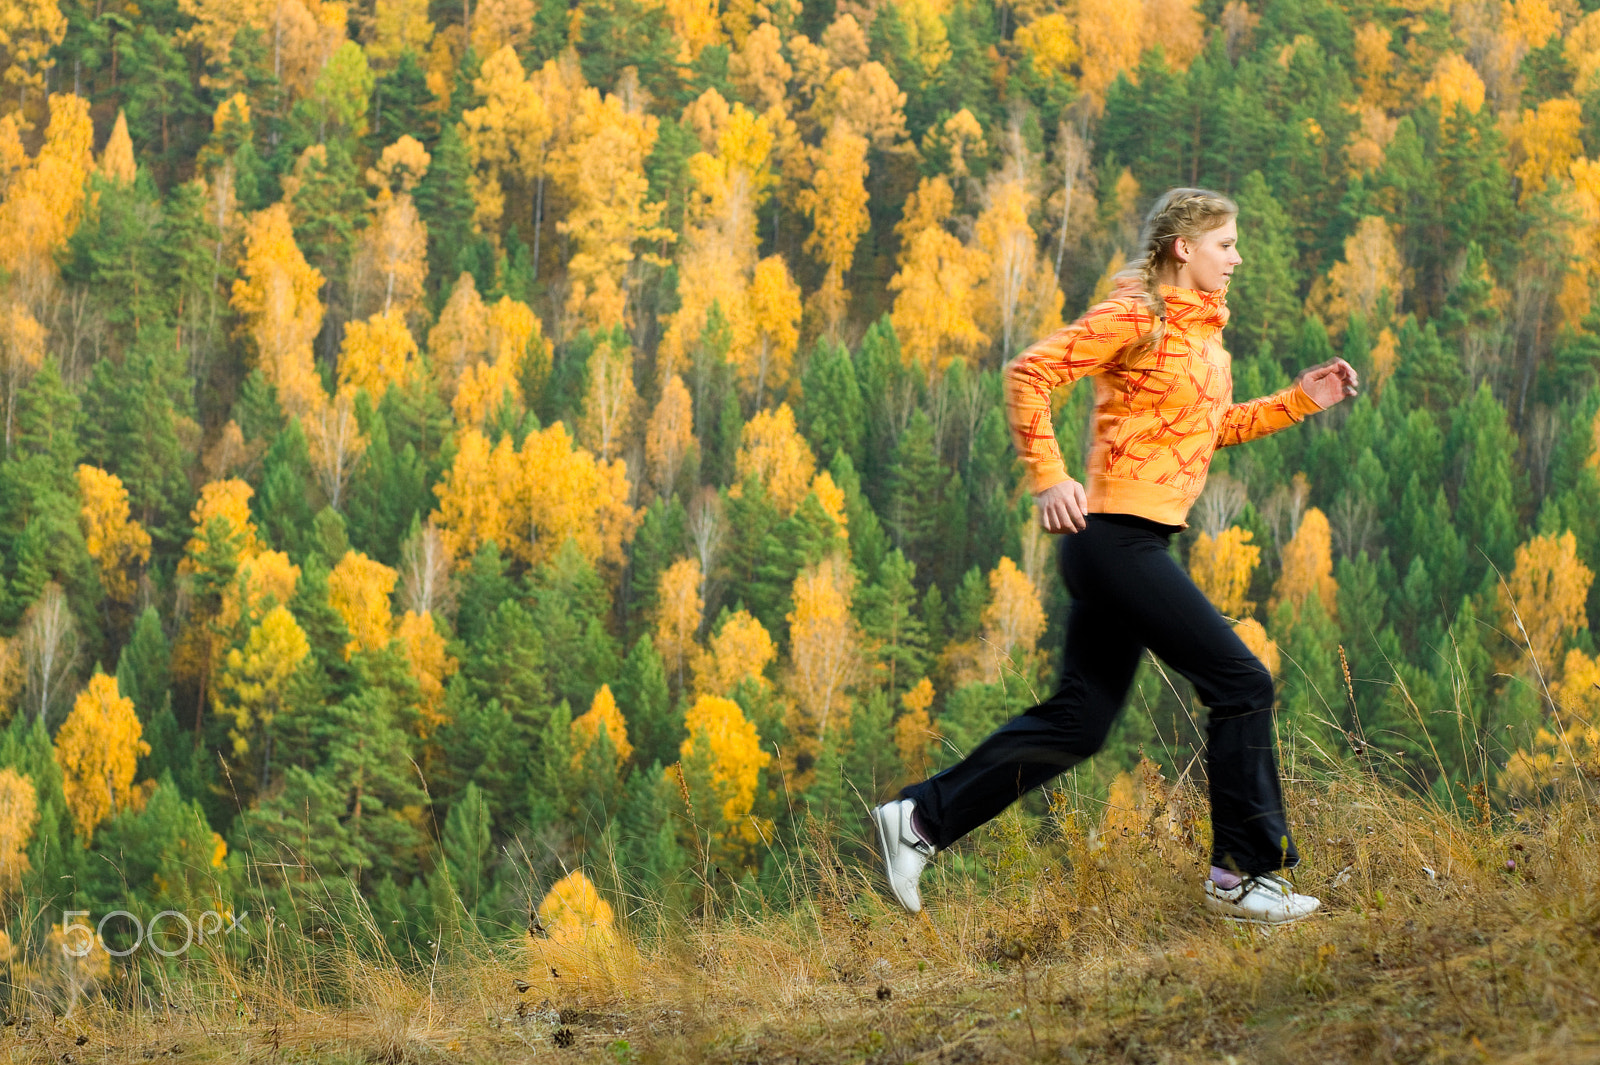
left=1036, top=478, right=1089, bottom=534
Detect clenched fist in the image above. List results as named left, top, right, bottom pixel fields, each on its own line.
left=1035, top=478, right=1089, bottom=534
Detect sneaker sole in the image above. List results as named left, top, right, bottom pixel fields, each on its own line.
left=871, top=805, right=920, bottom=914
left=1203, top=897, right=1320, bottom=926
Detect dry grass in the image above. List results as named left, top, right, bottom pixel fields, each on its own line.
left=5, top=749, right=1600, bottom=1065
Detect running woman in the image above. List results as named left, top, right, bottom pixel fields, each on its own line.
left=872, top=187, right=1359, bottom=925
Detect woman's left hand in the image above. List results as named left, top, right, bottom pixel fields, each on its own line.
left=1296, top=358, right=1360, bottom=409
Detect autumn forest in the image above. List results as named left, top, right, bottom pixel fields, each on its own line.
left=0, top=0, right=1599, bottom=993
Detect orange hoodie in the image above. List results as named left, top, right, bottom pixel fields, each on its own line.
left=1004, top=283, right=1323, bottom=527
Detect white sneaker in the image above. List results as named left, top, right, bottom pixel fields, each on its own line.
left=872, top=799, right=935, bottom=913
left=1203, top=872, right=1321, bottom=925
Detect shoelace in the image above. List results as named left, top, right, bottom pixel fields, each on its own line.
left=1237, top=872, right=1293, bottom=900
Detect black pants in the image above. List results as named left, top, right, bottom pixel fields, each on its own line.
left=900, top=513, right=1299, bottom=876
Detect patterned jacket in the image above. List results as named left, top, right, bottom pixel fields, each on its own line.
left=1004, top=283, right=1322, bottom=527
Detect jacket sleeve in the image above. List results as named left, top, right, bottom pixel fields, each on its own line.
left=1215, top=382, right=1324, bottom=448
left=1003, top=298, right=1149, bottom=494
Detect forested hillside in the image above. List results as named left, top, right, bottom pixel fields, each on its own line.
left=1, top=0, right=1599, bottom=988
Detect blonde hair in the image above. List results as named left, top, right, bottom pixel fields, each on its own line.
left=1115, top=187, right=1238, bottom=360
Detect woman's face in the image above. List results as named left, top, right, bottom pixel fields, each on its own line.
left=1173, top=217, right=1241, bottom=293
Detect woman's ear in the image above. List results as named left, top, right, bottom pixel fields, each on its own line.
left=1171, top=236, right=1192, bottom=264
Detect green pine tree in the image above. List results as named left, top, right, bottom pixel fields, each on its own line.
left=615, top=635, right=677, bottom=771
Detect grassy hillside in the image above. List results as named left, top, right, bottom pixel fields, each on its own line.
left=6, top=754, right=1599, bottom=1065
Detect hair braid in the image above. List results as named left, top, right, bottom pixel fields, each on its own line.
left=1115, top=187, right=1237, bottom=362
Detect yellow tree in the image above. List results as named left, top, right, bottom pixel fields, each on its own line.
left=432, top=423, right=638, bottom=572
left=891, top=0, right=951, bottom=77
left=453, top=338, right=518, bottom=428
left=1370, top=326, right=1399, bottom=395
left=489, top=294, right=546, bottom=381
left=183, top=478, right=259, bottom=560
left=0, top=766, right=37, bottom=903
left=571, top=683, right=634, bottom=767
left=235, top=549, right=300, bottom=627
left=1514, top=97, right=1583, bottom=199
left=655, top=557, right=704, bottom=688
left=809, top=469, right=847, bottom=537
left=99, top=110, right=136, bottom=184
left=0, top=0, right=66, bottom=105
left=53, top=674, right=148, bottom=845
left=889, top=175, right=990, bottom=371
left=75, top=465, right=152, bottom=609
left=657, top=103, right=775, bottom=380
left=0, top=300, right=44, bottom=450
left=328, top=549, right=399, bottom=658
left=257, top=0, right=347, bottom=102
left=396, top=609, right=456, bottom=736
left=798, top=118, right=870, bottom=334
left=513, top=422, right=639, bottom=571
left=691, top=609, right=775, bottom=697
left=230, top=202, right=326, bottom=416
left=461, top=47, right=578, bottom=273
left=1497, top=531, right=1593, bottom=673
left=366, top=0, right=434, bottom=69
left=729, top=22, right=791, bottom=110
left=173, top=479, right=299, bottom=724
left=664, top=0, right=722, bottom=62
left=175, top=480, right=261, bottom=658
left=430, top=428, right=517, bottom=563
left=683, top=86, right=733, bottom=153
left=0, top=95, right=92, bottom=445
left=1073, top=0, right=1142, bottom=112
left=352, top=185, right=428, bottom=321
left=534, top=869, right=616, bottom=948
left=679, top=693, right=771, bottom=856
left=427, top=272, right=488, bottom=400
left=1569, top=10, right=1600, bottom=96
left=175, top=479, right=259, bottom=681
left=1353, top=21, right=1399, bottom=111
left=1313, top=216, right=1403, bottom=339
left=368, top=133, right=431, bottom=194
left=461, top=45, right=547, bottom=231
left=787, top=553, right=860, bottom=748
left=736, top=255, right=801, bottom=407
left=1554, top=649, right=1600, bottom=719
left=0, top=96, right=90, bottom=280
left=471, top=0, right=534, bottom=57
left=577, top=337, right=638, bottom=461
left=337, top=309, right=418, bottom=401
left=814, top=60, right=910, bottom=153
left=975, top=169, right=1062, bottom=359
left=1141, top=0, right=1204, bottom=68
left=1270, top=508, right=1339, bottom=621
left=453, top=295, right=542, bottom=427
left=921, top=108, right=987, bottom=183
left=554, top=87, right=673, bottom=332
left=735, top=403, right=816, bottom=514
left=645, top=373, right=695, bottom=497
left=1188, top=527, right=1260, bottom=619
left=893, top=677, right=938, bottom=779
left=1233, top=618, right=1280, bottom=676
left=1424, top=53, right=1486, bottom=117
left=978, top=556, right=1046, bottom=680
left=214, top=604, right=310, bottom=785
left=1015, top=13, right=1078, bottom=83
